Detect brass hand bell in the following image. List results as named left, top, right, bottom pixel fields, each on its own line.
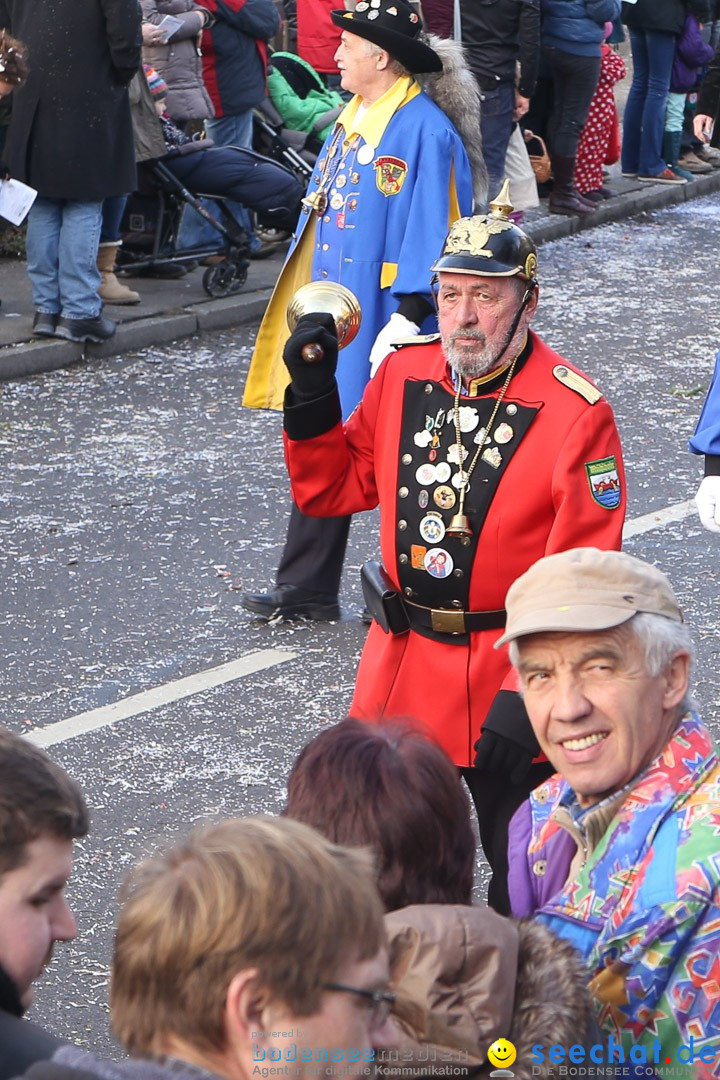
left=286, top=281, right=362, bottom=363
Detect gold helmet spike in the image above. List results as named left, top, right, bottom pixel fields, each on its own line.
left=488, top=179, right=514, bottom=221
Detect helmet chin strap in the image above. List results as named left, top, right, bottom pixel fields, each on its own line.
left=484, top=284, right=535, bottom=374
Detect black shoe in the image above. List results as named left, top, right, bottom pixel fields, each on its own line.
left=360, top=606, right=373, bottom=625
left=133, top=263, right=188, bottom=279
left=54, top=314, right=116, bottom=343
left=32, top=311, right=58, bottom=337
left=241, top=583, right=340, bottom=621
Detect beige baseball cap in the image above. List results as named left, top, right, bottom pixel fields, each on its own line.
left=495, top=547, right=683, bottom=648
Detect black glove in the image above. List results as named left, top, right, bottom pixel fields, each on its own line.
left=283, top=312, right=338, bottom=401
left=473, top=690, right=540, bottom=785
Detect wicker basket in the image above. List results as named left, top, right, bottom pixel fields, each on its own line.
left=523, top=130, right=552, bottom=184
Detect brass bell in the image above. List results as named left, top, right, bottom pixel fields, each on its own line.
left=287, top=281, right=362, bottom=351
left=446, top=512, right=473, bottom=540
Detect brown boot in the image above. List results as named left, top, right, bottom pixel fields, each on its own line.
left=548, top=154, right=596, bottom=216
left=98, top=243, right=140, bottom=305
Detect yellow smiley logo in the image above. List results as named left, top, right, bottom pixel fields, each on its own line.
left=487, top=1039, right=517, bottom=1069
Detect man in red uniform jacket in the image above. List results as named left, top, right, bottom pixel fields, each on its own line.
left=281, top=184, right=626, bottom=912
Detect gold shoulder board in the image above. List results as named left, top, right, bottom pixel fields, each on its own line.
left=552, top=364, right=603, bottom=404
left=395, top=333, right=441, bottom=350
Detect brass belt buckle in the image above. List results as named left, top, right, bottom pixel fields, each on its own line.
left=430, top=608, right=466, bottom=634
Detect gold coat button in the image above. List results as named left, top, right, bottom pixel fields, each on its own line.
left=398, top=519, right=407, bottom=530
left=399, top=487, right=408, bottom=498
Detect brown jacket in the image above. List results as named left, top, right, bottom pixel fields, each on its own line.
left=384, top=904, right=600, bottom=1080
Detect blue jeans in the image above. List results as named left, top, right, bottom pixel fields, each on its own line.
left=205, top=110, right=254, bottom=150
left=622, top=28, right=677, bottom=177
left=26, top=198, right=103, bottom=318
left=479, top=81, right=516, bottom=208
left=101, top=195, right=130, bottom=244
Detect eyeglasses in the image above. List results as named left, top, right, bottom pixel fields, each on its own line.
left=322, top=982, right=396, bottom=1026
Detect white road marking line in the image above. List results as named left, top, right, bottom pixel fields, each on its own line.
left=26, top=649, right=297, bottom=748
left=623, top=499, right=696, bottom=540
left=22, top=500, right=699, bottom=749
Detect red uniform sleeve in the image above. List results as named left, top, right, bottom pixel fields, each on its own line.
left=283, top=362, right=390, bottom=517
left=546, top=398, right=625, bottom=555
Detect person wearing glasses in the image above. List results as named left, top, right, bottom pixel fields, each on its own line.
left=19, top=817, right=398, bottom=1080
left=284, top=718, right=602, bottom=1078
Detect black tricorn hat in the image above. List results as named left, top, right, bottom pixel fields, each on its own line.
left=331, top=0, right=442, bottom=74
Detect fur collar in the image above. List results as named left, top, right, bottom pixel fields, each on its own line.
left=419, top=36, right=487, bottom=206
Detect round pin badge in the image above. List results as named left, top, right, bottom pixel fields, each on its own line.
left=494, top=423, right=514, bottom=444
left=419, top=512, right=446, bottom=544
left=458, top=406, right=479, bottom=433
left=356, top=144, right=375, bottom=166
left=434, top=484, right=456, bottom=510
left=416, top=463, right=437, bottom=485
left=330, top=192, right=344, bottom=211
left=424, top=547, right=454, bottom=579
left=434, top=461, right=452, bottom=484
left=452, top=470, right=470, bottom=491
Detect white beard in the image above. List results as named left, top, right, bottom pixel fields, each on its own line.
left=443, top=324, right=528, bottom=381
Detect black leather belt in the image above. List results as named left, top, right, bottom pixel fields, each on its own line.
left=403, top=599, right=506, bottom=636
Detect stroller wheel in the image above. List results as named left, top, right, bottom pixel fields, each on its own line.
left=202, top=260, right=249, bottom=298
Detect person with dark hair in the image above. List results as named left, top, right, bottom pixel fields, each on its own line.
left=284, top=719, right=602, bottom=1080
left=285, top=717, right=475, bottom=909
left=0, top=728, right=90, bottom=1079
left=18, top=817, right=397, bottom=1080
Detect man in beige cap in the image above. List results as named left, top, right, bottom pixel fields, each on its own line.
left=501, top=547, right=720, bottom=1072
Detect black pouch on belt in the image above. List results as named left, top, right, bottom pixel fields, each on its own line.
left=360, top=561, right=410, bottom=636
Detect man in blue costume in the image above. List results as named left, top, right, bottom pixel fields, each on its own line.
left=242, top=0, right=475, bottom=620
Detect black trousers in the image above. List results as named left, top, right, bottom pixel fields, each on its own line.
left=276, top=501, right=352, bottom=596
left=542, top=46, right=601, bottom=158
left=461, top=760, right=555, bottom=915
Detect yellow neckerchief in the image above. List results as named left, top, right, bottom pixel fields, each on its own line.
left=337, top=75, right=420, bottom=147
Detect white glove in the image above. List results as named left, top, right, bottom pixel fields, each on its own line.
left=369, top=312, right=419, bottom=378
left=695, top=475, right=720, bottom=533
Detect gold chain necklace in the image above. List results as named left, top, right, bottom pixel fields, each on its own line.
left=301, top=128, right=358, bottom=214
left=446, top=354, right=519, bottom=540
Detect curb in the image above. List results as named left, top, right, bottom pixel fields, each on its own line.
left=0, top=288, right=273, bottom=382
left=528, top=168, right=720, bottom=245
left=2, top=169, right=719, bottom=383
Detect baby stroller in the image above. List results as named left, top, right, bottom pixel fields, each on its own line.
left=119, top=158, right=252, bottom=298
left=120, top=139, right=304, bottom=298
left=253, top=50, right=345, bottom=184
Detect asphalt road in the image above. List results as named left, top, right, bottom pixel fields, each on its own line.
left=5, top=194, right=720, bottom=1056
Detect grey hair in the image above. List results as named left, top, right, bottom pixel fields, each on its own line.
left=508, top=612, right=696, bottom=715
left=361, top=37, right=410, bottom=77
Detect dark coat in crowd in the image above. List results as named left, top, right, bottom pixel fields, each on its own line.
left=0, top=0, right=141, bottom=201
left=0, top=963, right=65, bottom=1080
left=698, top=38, right=720, bottom=146
left=621, top=0, right=710, bottom=36
left=200, top=0, right=280, bottom=118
